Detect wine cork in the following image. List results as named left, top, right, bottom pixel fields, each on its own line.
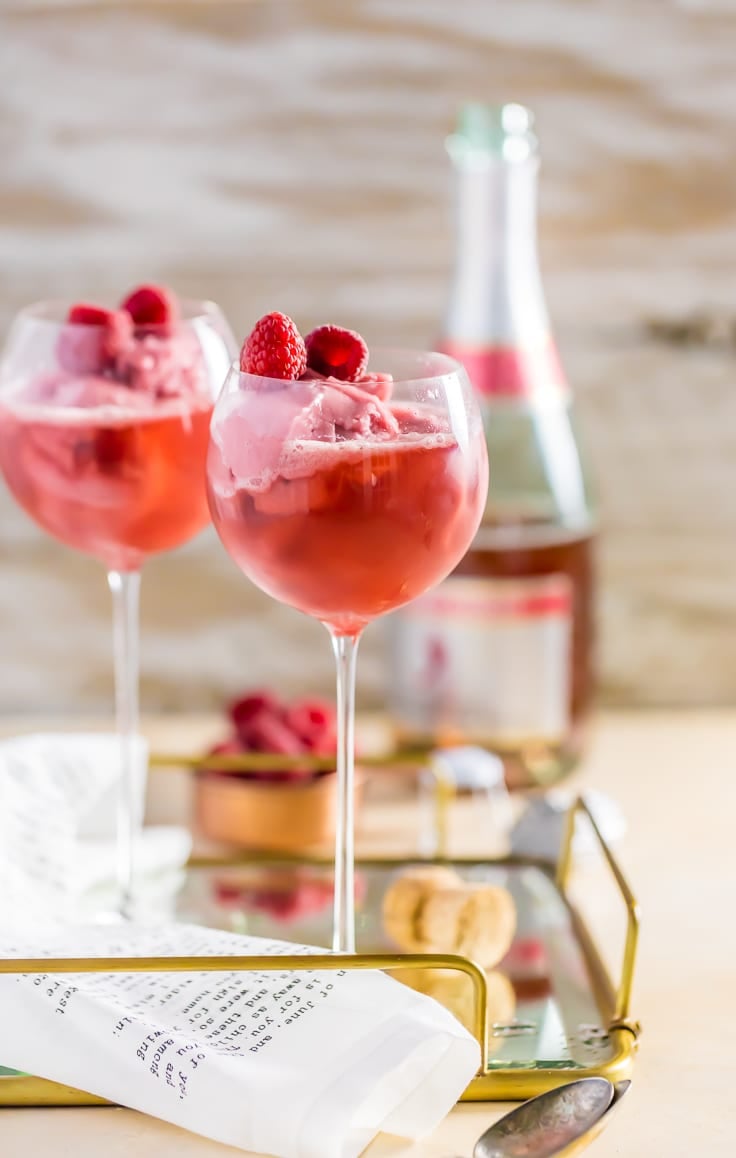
left=382, top=866, right=462, bottom=951
left=419, top=883, right=516, bottom=970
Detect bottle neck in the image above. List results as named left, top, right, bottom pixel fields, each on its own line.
left=441, top=156, right=567, bottom=401
left=446, top=156, right=548, bottom=346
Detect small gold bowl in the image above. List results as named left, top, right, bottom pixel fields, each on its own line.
left=194, top=769, right=365, bottom=853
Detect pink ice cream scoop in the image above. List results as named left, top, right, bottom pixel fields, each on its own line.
left=53, top=287, right=208, bottom=404
left=215, top=369, right=453, bottom=494
left=214, top=374, right=406, bottom=491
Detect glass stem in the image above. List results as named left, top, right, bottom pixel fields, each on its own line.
left=108, top=569, right=141, bottom=919
left=329, top=630, right=361, bottom=953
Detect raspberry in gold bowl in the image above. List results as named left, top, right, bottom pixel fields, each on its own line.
left=193, top=690, right=363, bottom=853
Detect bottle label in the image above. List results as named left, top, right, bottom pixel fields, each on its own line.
left=390, top=573, right=572, bottom=743
left=439, top=338, right=568, bottom=400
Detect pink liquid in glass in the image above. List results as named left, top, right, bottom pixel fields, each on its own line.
left=0, top=394, right=213, bottom=572
left=208, top=400, right=488, bottom=635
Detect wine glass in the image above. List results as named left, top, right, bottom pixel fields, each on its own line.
left=207, top=349, right=488, bottom=951
left=0, top=298, right=236, bottom=915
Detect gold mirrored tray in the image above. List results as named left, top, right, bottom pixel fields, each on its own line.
left=0, top=796, right=640, bottom=1105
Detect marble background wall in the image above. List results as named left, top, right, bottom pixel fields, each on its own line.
left=1, top=0, right=735, bottom=713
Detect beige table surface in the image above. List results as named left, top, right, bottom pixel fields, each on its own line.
left=0, top=709, right=733, bottom=1157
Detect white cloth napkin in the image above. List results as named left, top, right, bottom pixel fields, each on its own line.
left=0, top=732, right=191, bottom=923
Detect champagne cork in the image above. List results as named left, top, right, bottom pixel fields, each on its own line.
left=382, top=866, right=462, bottom=952
left=419, top=882, right=516, bottom=970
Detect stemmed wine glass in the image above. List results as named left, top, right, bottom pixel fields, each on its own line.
left=0, top=296, right=236, bottom=915
left=207, top=348, right=488, bottom=951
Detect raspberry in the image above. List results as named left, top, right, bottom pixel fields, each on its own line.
left=228, top=691, right=305, bottom=757
left=240, top=312, right=307, bottom=380
left=58, top=304, right=132, bottom=375
left=285, top=698, right=337, bottom=754
left=120, top=284, right=179, bottom=328
left=213, top=688, right=340, bottom=782
left=229, top=691, right=282, bottom=734
left=304, top=325, right=368, bottom=382
left=241, top=711, right=305, bottom=757
left=68, top=303, right=112, bottom=326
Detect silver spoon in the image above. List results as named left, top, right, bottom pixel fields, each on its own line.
left=472, top=1077, right=630, bottom=1158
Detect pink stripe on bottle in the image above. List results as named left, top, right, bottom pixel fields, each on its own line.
left=439, top=338, right=568, bottom=400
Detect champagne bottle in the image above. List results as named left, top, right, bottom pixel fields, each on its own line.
left=388, top=104, right=596, bottom=789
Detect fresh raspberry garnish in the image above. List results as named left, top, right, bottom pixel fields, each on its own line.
left=120, top=284, right=179, bottom=328
left=68, top=303, right=112, bottom=326
left=304, top=325, right=368, bottom=382
left=240, top=312, right=307, bottom=380
left=59, top=304, right=132, bottom=375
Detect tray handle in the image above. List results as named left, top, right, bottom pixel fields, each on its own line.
left=555, top=794, right=640, bottom=1026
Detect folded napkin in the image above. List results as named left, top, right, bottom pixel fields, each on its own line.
left=0, top=922, right=480, bottom=1158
